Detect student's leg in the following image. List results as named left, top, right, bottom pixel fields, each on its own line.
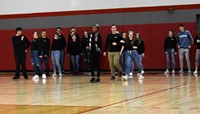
left=51, top=51, right=57, bottom=74
left=195, top=49, right=200, bottom=71
left=70, top=55, right=75, bottom=74
left=166, top=49, right=170, bottom=70
left=75, top=55, right=80, bottom=74
left=44, top=57, right=50, bottom=76
left=131, top=51, right=142, bottom=73
left=21, top=54, right=28, bottom=78
left=14, top=55, right=20, bottom=78
left=108, top=52, right=115, bottom=77
left=179, top=48, right=184, bottom=71
left=113, top=52, right=123, bottom=73
left=171, top=49, right=176, bottom=70
left=89, top=53, right=95, bottom=77
left=60, top=50, right=65, bottom=73
left=125, top=54, right=132, bottom=76
left=184, top=49, right=191, bottom=71
left=55, top=51, right=61, bottom=74
left=95, top=53, right=101, bottom=78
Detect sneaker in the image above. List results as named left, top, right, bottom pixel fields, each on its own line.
left=59, top=73, right=62, bottom=77
left=129, top=72, right=133, bottom=76
left=118, top=72, right=123, bottom=78
left=122, top=76, right=128, bottom=81
left=42, top=74, right=46, bottom=79
left=179, top=70, right=183, bottom=74
left=188, top=70, right=191, bottom=74
left=164, top=69, right=169, bottom=74
left=193, top=70, right=198, bottom=74
left=141, top=70, right=144, bottom=74
left=90, top=77, right=96, bottom=82
left=110, top=76, right=116, bottom=80
left=52, top=73, right=57, bottom=77
left=32, top=75, right=39, bottom=79
left=95, top=78, right=100, bottom=83
left=172, top=70, right=175, bottom=74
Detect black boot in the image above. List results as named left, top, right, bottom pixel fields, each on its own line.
left=12, top=76, right=19, bottom=80
left=90, top=77, right=96, bottom=83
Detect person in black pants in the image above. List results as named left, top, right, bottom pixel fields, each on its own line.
left=12, top=27, right=30, bottom=79
left=40, top=30, right=50, bottom=77
left=56, top=27, right=66, bottom=74
left=68, top=27, right=80, bottom=74
left=82, top=31, right=90, bottom=75
left=89, top=24, right=102, bottom=83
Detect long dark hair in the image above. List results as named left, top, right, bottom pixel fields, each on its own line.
left=169, top=30, right=175, bottom=37
left=135, top=32, right=142, bottom=44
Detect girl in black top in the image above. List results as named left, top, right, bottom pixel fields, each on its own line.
left=82, top=31, right=90, bottom=75
left=31, top=32, right=46, bottom=80
left=67, top=34, right=82, bottom=75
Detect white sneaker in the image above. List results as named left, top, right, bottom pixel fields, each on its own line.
left=122, top=76, right=128, bottom=81
left=164, top=69, right=169, bottom=74
left=193, top=70, right=198, bottom=74
left=59, top=73, right=62, bottom=77
left=188, top=70, right=191, bottom=74
left=52, top=73, right=57, bottom=77
left=32, top=75, right=39, bottom=79
left=138, top=74, right=144, bottom=80
left=129, top=72, right=133, bottom=76
left=42, top=74, right=46, bottom=79
left=172, top=70, right=175, bottom=74
left=141, top=70, right=144, bottom=74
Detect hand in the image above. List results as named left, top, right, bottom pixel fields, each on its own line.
left=68, top=54, right=70, bottom=56
left=112, top=42, right=117, bottom=46
left=81, top=53, right=83, bottom=55
left=120, top=40, right=125, bottom=43
left=175, top=52, right=177, bottom=55
left=178, top=45, right=180, bottom=48
left=95, top=37, right=98, bottom=42
left=103, top=52, right=106, bottom=56
left=25, top=49, right=27, bottom=53
left=197, top=40, right=200, bottom=43
left=21, top=36, right=24, bottom=41
left=44, top=55, right=48, bottom=57
left=188, top=45, right=191, bottom=48
left=86, top=46, right=89, bottom=49
left=133, top=46, right=137, bottom=49
left=39, top=56, right=43, bottom=58
left=142, top=53, right=145, bottom=57
left=165, top=52, right=168, bottom=54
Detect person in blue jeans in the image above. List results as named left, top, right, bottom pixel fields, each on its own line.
left=31, top=32, right=46, bottom=80
left=123, top=31, right=144, bottom=81
left=164, top=30, right=177, bottom=74
left=51, top=33, right=62, bottom=77
left=67, top=34, right=82, bottom=75
left=177, top=24, right=193, bottom=74
left=56, top=27, right=66, bottom=74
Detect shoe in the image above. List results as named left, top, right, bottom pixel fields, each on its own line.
left=32, top=75, right=39, bottom=79
left=90, top=77, right=95, bottom=82
left=164, top=69, right=169, bottom=74
left=95, top=78, right=100, bottom=83
left=141, top=70, right=144, bottom=74
left=59, top=73, right=62, bottom=77
left=172, top=70, right=175, bottom=74
left=179, top=69, right=183, bottom=74
left=42, top=74, right=46, bottom=79
left=110, top=76, right=116, bottom=80
left=193, top=70, right=198, bottom=74
left=52, top=73, right=57, bottom=77
left=129, top=72, right=133, bottom=76
left=12, top=76, right=19, bottom=80
left=188, top=70, right=191, bottom=74
left=118, top=72, right=123, bottom=78
left=122, top=76, right=128, bottom=81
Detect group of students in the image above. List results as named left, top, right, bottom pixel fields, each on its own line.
left=164, top=24, right=200, bottom=75
left=11, top=23, right=199, bottom=82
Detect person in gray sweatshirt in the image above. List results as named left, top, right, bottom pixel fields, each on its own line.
left=177, top=24, right=193, bottom=74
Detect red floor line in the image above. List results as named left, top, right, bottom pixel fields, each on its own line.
left=79, top=83, right=187, bottom=114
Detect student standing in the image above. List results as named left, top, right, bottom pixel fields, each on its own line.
left=89, top=24, right=102, bottom=82
left=164, top=30, right=177, bottom=74
left=51, top=33, right=62, bottom=77
left=82, top=31, right=90, bottom=75
left=12, top=27, right=30, bottom=80
left=31, top=32, right=46, bottom=79
left=56, top=27, right=66, bottom=74
left=67, top=34, right=82, bottom=75
left=40, top=30, right=50, bottom=77
left=103, top=25, right=123, bottom=80
left=177, top=24, right=193, bottom=74
left=193, top=31, right=200, bottom=74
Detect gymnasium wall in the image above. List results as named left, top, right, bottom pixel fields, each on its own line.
left=0, top=2, right=200, bottom=71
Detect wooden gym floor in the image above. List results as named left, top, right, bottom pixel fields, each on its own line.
left=0, top=72, right=200, bottom=114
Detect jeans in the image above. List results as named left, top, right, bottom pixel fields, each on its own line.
left=108, top=52, right=123, bottom=77
left=51, top=50, right=61, bottom=73
left=40, top=54, right=49, bottom=76
left=125, top=50, right=142, bottom=75
left=124, top=51, right=134, bottom=75
left=139, top=54, right=144, bottom=71
left=179, top=48, right=191, bottom=70
left=90, top=51, right=101, bottom=77
left=83, top=49, right=90, bottom=72
left=30, top=50, right=44, bottom=75
left=166, top=48, right=175, bottom=70
left=70, top=55, right=80, bottom=74
left=195, top=49, right=200, bottom=67
left=60, top=50, right=65, bottom=72
left=14, top=54, right=28, bottom=78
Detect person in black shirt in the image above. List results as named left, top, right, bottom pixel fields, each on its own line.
left=164, top=30, right=177, bottom=74
left=68, top=27, right=80, bottom=73
left=40, top=30, right=50, bottom=77
left=194, top=31, right=200, bottom=74
left=51, top=33, right=63, bottom=77
left=135, top=32, right=145, bottom=74
left=56, top=27, right=66, bottom=74
left=89, top=24, right=102, bottom=83
left=67, top=34, right=82, bottom=75
left=82, top=31, right=90, bottom=75
left=12, top=27, right=30, bottom=80
left=103, top=25, right=123, bottom=80
left=31, top=32, right=46, bottom=80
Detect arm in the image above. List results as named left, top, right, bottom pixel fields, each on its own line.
left=103, top=35, right=109, bottom=52
left=25, top=36, right=30, bottom=50
left=187, top=31, right=193, bottom=45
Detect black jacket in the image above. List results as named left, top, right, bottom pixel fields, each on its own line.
left=89, top=32, right=102, bottom=53
left=82, top=36, right=89, bottom=50
left=135, top=39, right=145, bottom=54
left=51, top=38, right=62, bottom=51
left=67, top=33, right=80, bottom=53
left=67, top=40, right=82, bottom=55
left=164, top=36, right=177, bottom=52
left=104, top=33, right=123, bottom=52
left=194, top=35, right=200, bottom=49
left=41, top=37, right=50, bottom=56
left=58, top=34, right=66, bottom=50
left=30, top=38, right=42, bottom=56
left=12, top=35, right=30, bottom=56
